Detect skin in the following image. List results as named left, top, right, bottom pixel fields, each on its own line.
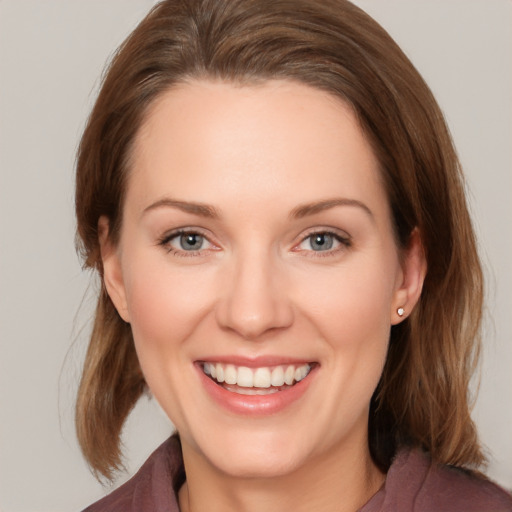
left=101, top=80, right=426, bottom=512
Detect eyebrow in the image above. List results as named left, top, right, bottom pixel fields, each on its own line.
left=290, top=198, right=373, bottom=219
left=142, top=196, right=373, bottom=221
left=142, top=198, right=220, bottom=219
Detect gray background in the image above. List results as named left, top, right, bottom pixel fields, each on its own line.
left=0, top=1, right=510, bottom=510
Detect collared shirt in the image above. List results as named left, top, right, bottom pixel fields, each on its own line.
left=83, top=435, right=512, bottom=511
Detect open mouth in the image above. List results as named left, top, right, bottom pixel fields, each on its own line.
left=201, top=362, right=314, bottom=395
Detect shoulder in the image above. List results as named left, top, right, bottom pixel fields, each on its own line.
left=82, top=435, right=183, bottom=512
left=365, top=448, right=512, bottom=512
left=414, top=452, right=512, bottom=511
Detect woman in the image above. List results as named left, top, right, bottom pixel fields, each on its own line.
left=75, top=0, right=512, bottom=510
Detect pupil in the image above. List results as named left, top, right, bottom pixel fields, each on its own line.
left=312, top=233, right=333, bottom=251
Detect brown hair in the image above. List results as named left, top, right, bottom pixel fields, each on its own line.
left=75, top=0, right=484, bottom=480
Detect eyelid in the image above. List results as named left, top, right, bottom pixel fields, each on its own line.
left=157, top=227, right=219, bottom=255
left=156, top=225, right=351, bottom=256
left=292, top=227, right=352, bottom=254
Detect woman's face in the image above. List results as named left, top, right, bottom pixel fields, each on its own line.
left=102, top=80, right=424, bottom=479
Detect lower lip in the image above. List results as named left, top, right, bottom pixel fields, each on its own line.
left=196, top=364, right=316, bottom=416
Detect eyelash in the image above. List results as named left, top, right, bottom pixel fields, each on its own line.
left=157, top=229, right=215, bottom=257
left=294, top=230, right=352, bottom=257
left=157, top=228, right=352, bottom=257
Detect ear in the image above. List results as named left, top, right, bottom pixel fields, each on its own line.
left=98, top=216, right=130, bottom=323
left=390, top=228, right=427, bottom=325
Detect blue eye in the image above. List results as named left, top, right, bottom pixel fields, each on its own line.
left=309, top=233, right=335, bottom=251
left=178, top=233, right=205, bottom=251
left=298, top=232, right=349, bottom=253
left=159, top=230, right=213, bottom=254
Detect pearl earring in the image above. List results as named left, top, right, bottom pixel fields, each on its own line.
left=397, top=307, right=405, bottom=317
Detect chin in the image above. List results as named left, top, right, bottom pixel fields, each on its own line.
left=189, top=424, right=318, bottom=479
left=214, top=444, right=308, bottom=479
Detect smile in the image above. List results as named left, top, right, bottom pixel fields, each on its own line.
left=202, top=362, right=312, bottom=395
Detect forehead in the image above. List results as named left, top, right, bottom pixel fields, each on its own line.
left=127, top=79, right=386, bottom=217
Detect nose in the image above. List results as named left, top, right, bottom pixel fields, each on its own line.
left=215, top=250, right=294, bottom=340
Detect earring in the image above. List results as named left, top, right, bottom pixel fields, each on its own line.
left=397, top=307, right=405, bottom=317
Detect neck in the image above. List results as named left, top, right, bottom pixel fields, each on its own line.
left=178, top=434, right=385, bottom=512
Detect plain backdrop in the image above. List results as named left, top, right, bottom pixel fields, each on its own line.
left=0, top=1, right=511, bottom=510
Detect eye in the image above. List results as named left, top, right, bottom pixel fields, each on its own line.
left=159, top=229, right=215, bottom=255
left=297, top=231, right=351, bottom=253
left=305, top=233, right=336, bottom=251
left=176, top=232, right=206, bottom=251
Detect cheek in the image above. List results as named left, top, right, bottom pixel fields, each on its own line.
left=295, top=255, right=395, bottom=392
left=122, top=258, right=215, bottom=363
left=121, top=260, right=219, bottom=422
left=297, top=255, right=397, bottom=339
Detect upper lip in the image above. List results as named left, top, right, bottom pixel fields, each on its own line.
left=196, top=355, right=317, bottom=368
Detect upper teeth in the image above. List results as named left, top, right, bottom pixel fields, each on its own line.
left=203, top=362, right=311, bottom=388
